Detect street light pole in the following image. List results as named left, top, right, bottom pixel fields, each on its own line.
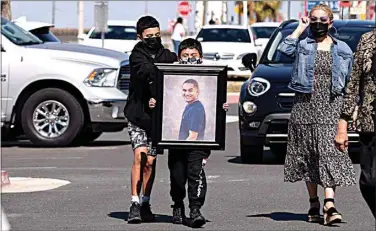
left=78, top=0, right=84, bottom=35
left=52, top=0, right=56, bottom=25
left=242, top=0, right=247, bottom=26
left=287, top=0, right=291, bottom=20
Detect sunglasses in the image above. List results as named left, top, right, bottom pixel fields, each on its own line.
left=309, top=16, right=330, bottom=23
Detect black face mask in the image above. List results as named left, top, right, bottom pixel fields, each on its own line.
left=310, top=22, right=329, bottom=38
left=143, top=37, right=162, bottom=50
left=179, top=57, right=202, bottom=64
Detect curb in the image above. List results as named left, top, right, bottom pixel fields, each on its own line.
left=1, top=170, right=10, bottom=186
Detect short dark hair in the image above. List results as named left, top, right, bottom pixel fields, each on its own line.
left=178, top=38, right=203, bottom=57
left=177, top=17, right=183, bottom=23
left=136, top=16, right=160, bottom=35
left=183, top=79, right=199, bottom=91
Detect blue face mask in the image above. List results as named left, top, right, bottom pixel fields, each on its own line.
left=179, top=57, right=202, bottom=64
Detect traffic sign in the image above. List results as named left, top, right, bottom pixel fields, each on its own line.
left=308, top=1, right=320, bottom=11
left=328, top=1, right=339, bottom=12
left=178, top=1, right=192, bottom=17
left=94, top=0, right=108, bottom=33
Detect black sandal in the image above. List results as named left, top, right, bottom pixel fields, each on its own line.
left=323, top=198, right=342, bottom=225
left=308, top=197, right=321, bottom=223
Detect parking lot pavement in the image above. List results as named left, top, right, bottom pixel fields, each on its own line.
left=1, top=106, right=375, bottom=230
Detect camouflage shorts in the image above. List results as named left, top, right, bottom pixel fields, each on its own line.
left=127, top=122, right=157, bottom=156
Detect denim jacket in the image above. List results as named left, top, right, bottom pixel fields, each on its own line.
left=278, top=35, right=354, bottom=96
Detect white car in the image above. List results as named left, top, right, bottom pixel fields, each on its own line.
left=1, top=16, right=130, bottom=146
left=250, top=22, right=280, bottom=58
left=13, top=16, right=61, bottom=43
left=196, top=25, right=258, bottom=79
left=78, top=20, right=138, bottom=55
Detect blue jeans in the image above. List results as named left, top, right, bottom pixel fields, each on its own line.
left=172, top=39, right=180, bottom=55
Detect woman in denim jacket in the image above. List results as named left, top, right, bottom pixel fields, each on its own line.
left=278, top=4, right=356, bottom=226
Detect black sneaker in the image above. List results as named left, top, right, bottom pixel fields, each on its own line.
left=171, top=203, right=185, bottom=224
left=127, top=202, right=141, bottom=224
left=140, top=202, right=155, bottom=222
left=189, top=208, right=206, bottom=228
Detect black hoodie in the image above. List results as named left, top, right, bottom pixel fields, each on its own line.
left=124, top=41, right=177, bottom=132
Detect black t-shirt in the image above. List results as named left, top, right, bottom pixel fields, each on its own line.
left=178, top=100, right=206, bottom=140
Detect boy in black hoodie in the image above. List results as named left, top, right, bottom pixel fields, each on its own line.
left=124, top=15, right=177, bottom=224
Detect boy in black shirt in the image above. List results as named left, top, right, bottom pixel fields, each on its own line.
left=124, top=15, right=177, bottom=224
left=149, top=38, right=228, bottom=228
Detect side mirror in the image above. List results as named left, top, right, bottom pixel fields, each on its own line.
left=1, top=45, right=5, bottom=52
left=255, top=40, right=263, bottom=47
left=241, top=53, right=257, bottom=72
left=77, top=33, right=87, bottom=41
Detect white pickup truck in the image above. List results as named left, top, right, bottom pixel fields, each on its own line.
left=1, top=17, right=130, bottom=146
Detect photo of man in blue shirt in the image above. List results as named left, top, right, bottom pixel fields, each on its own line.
left=178, top=79, right=206, bottom=141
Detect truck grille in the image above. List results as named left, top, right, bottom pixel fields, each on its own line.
left=117, top=65, right=130, bottom=94
left=203, top=52, right=234, bottom=60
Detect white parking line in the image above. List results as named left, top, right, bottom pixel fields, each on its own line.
left=6, top=157, right=83, bottom=160
left=6, top=167, right=58, bottom=170
left=226, top=115, right=239, bottom=123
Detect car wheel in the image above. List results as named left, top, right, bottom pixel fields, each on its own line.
left=240, top=140, right=263, bottom=164
left=270, top=144, right=287, bottom=163
left=73, top=130, right=103, bottom=145
left=21, top=88, right=85, bottom=147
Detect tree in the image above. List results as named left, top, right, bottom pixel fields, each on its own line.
left=235, top=1, right=281, bottom=24
left=1, top=0, right=12, bottom=20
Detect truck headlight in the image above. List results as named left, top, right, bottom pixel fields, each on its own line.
left=84, top=68, right=118, bottom=87
left=247, top=77, right=271, bottom=97
left=242, top=101, right=257, bottom=115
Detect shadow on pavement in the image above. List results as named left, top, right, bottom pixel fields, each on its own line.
left=248, top=212, right=345, bottom=227
left=1, top=140, right=130, bottom=148
left=226, top=155, right=285, bottom=166
left=108, top=212, right=173, bottom=224
left=247, top=212, right=308, bottom=222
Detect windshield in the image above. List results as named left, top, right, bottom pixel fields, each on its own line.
left=1, top=17, right=43, bottom=45
left=197, top=28, right=251, bottom=43
left=265, top=26, right=375, bottom=64
left=251, top=27, right=278, bottom=39
left=30, top=27, right=60, bottom=43
left=89, top=25, right=137, bottom=40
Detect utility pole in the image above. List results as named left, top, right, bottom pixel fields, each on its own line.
left=287, top=0, right=291, bottom=20
left=203, top=0, right=207, bottom=25
left=52, top=0, right=56, bottom=25
left=144, top=1, right=148, bottom=15
left=78, top=0, right=84, bottom=35
left=242, top=0, right=247, bottom=26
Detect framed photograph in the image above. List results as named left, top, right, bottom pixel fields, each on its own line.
left=151, top=64, right=227, bottom=150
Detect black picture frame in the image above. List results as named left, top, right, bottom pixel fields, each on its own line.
left=151, top=64, right=227, bottom=150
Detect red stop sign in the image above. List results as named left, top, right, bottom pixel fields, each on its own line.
left=178, top=1, right=192, bottom=17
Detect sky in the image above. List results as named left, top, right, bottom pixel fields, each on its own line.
left=10, top=1, right=304, bottom=32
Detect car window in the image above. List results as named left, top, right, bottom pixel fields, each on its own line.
left=89, top=25, right=137, bottom=40
left=197, top=28, right=251, bottom=43
left=1, top=17, right=42, bottom=45
left=30, top=27, right=60, bottom=43
left=251, top=27, right=278, bottom=39
left=264, top=26, right=375, bottom=64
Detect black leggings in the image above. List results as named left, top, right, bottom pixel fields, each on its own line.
left=359, top=133, right=376, bottom=219
left=168, top=149, right=210, bottom=209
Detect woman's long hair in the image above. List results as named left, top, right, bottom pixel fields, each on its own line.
left=173, top=17, right=183, bottom=31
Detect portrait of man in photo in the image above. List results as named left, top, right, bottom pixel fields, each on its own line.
left=178, top=79, right=206, bottom=141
